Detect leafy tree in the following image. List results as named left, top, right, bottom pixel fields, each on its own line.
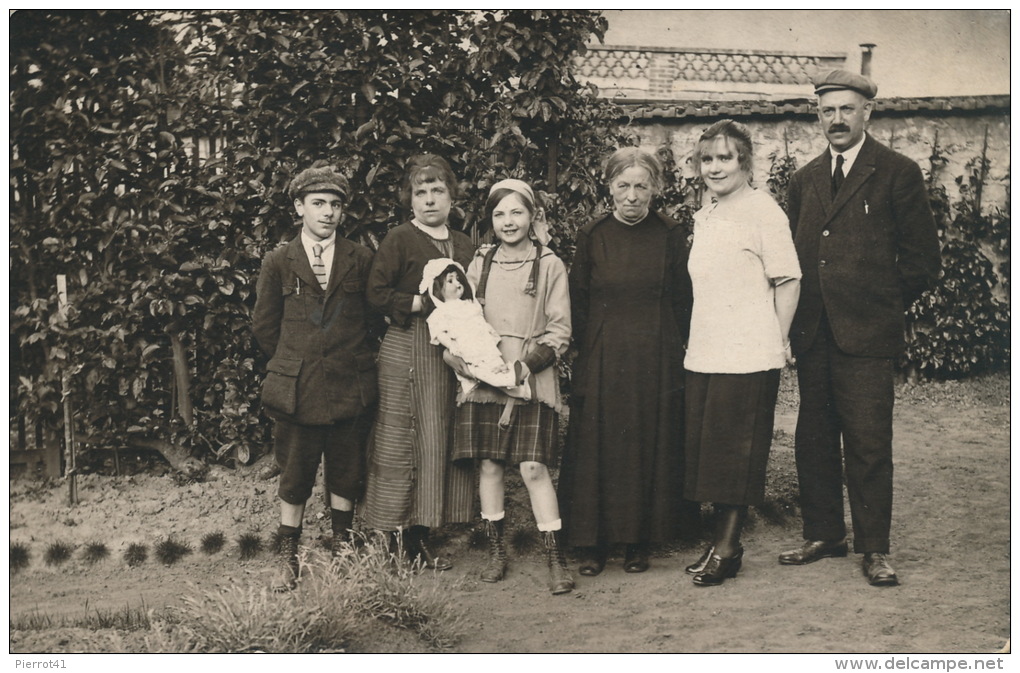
left=16, top=9, right=1004, bottom=475
left=10, top=9, right=623, bottom=468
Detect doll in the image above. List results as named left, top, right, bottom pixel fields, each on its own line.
left=421, top=259, right=526, bottom=396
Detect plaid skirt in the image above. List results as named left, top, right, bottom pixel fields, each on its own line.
left=452, top=401, right=558, bottom=466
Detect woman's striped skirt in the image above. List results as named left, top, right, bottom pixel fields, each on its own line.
left=360, top=316, right=475, bottom=530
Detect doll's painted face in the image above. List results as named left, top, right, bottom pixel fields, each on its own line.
left=440, top=271, right=465, bottom=302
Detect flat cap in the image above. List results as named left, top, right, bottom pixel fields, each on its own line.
left=813, top=69, right=878, bottom=99
left=289, top=166, right=349, bottom=198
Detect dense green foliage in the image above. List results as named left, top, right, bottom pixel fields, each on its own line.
left=903, top=142, right=1010, bottom=378
left=10, top=9, right=622, bottom=463
left=10, top=10, right=1009, bottom=470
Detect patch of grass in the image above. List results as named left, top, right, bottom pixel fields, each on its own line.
left=9, top=610, right=56, bottom=630
left=200, top=532, right=225, bottom=555
left=11, top=543, right=30, bottom=574
left=124, top=543, right=148, bottom=567
left=237, top=532, right=263, bottom=561
left=154, top=536, right=192, bottom=566
left=508, top=526, right=540, bottom=556
left=82, top=542, right=110, bottom=564
left=12, top=602, right=158, bottom=632
left=149, top=582, right=352, bottom=653
left=149, top=535, right=465, bottom=653
left=90, top=606, right=154, bottom=630
left=44, top=541, right=74, bottom=566
left=329, top=534, right=467, bottom=651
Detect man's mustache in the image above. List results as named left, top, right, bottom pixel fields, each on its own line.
left=828, top=124, right=851, bottom=134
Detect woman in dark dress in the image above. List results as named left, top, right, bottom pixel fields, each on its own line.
left=361, top=154, right=476, bottom=569
left=559, top=147, right=694, bottom=575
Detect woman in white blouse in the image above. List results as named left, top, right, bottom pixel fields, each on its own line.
left=683, top=120, right=802, bottom=586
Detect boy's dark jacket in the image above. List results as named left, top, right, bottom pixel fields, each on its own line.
left=253, top=235, right=380, bottom=425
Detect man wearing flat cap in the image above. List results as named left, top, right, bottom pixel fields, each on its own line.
left=253, top=163, right=380, bottom=590
left=779, top=70, right=940, bottom=586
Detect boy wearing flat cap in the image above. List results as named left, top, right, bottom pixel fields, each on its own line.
left=253, top=163, right=380, bottom=591
left=779, top=69, right=940, bottom=586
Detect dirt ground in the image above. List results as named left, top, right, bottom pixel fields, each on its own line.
left=8, top=374, right=1011, bottom=654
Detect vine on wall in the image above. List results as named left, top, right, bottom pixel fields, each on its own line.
left=756, top=125, right=1009, bottom=380
left=766, top=128, right=798, bottom=213
left=903, top=131, right=1010, bottom=379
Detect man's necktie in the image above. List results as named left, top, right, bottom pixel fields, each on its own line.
left=832, top=154, right=845, bottom=198
left=312, top=243, right=327, bottom=290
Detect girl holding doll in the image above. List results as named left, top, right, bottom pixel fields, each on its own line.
left=445, top=178, right=574, bottom=595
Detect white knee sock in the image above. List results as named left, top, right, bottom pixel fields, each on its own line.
left=537, top=518, right=562, bottom=532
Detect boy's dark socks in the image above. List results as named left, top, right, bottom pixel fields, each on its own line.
left=278, top=524, right=302, bottom=538
left=331, top=508, right=354, bottom=536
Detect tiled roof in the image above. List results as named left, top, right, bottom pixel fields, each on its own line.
left=577, top=45, right=844, bottom=85
left=620, top=95, right=1012, bottom=120
left=575, top=45, right=847, bottom=100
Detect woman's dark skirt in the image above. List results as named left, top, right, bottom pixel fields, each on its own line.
left=684, top=369, right=781, bottom=506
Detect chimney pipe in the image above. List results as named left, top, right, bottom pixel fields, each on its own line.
left=860, top=43, right=876, bottom=77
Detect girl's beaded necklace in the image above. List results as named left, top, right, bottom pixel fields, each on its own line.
left=493, top=245, right=535, bottom=272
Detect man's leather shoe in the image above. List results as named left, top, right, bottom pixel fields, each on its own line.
left=778, top=539, right=848, bottom=565
left=863, top=552, right=899, bottom=586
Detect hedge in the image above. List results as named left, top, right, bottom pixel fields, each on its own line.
left=10, top=10, right=1009, bottom=469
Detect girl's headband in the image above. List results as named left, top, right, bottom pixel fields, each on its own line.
left=489, top=178, right=535, bottom=206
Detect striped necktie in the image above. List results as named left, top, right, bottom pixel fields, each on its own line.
left=312, top=243, right=327, bottom=290
left=832, top=154, right=845, bottom=198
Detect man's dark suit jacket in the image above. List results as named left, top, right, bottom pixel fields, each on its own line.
left=253, top=235, right=380, bottom=426
left=787, top=134, right=941, bottom=358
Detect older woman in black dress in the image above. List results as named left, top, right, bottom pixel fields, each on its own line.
left=559, top=147, right=694, bottom=575
left=361, top=154, right=477, bottom=569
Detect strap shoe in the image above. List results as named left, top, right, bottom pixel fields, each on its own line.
left=692, top=547, right=743, bottom=587
left=685, top=545, right=715, bottom=575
